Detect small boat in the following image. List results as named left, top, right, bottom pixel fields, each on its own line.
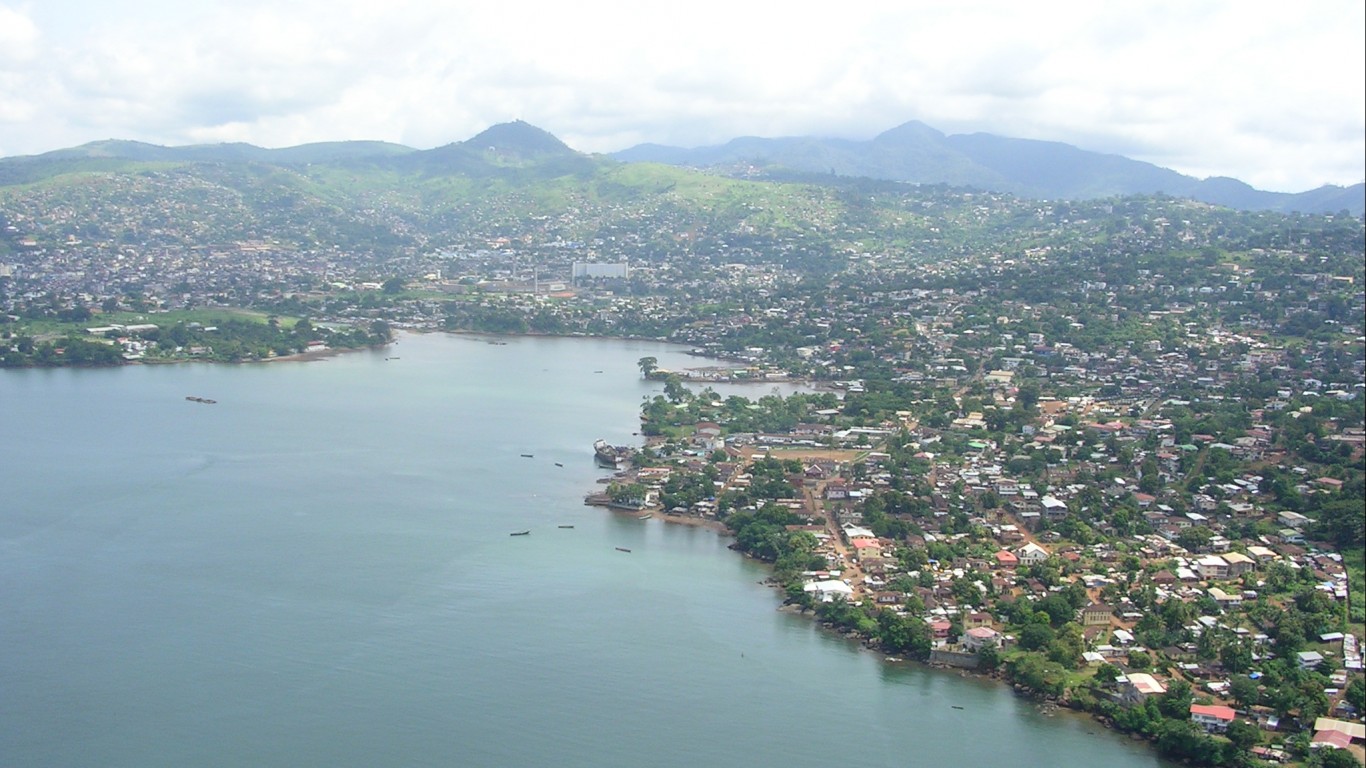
left=510, top=530, right=530, bottom=536
left=520, top=454, right=534, bottom=458
left=554, top=462, right=563, bottom=467
left=615, top=547, right=631, bottom=553
left=637, top=513, right=652, bottom=520
left=558, top=525, right=574, bottom=529
left=185, top=396, right=217, bottom=404
left=951, top=705, right=964, bottom=710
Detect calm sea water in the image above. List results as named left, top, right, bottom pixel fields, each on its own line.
left=0, top=332, right=1171, bottom=767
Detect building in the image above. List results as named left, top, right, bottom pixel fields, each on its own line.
left=1118, top=673, right=1167, bottom=704
left=1196, top=554, right=1229, bottom=580
left=1190, top=704, right=1236, bottom=732
left=803, top=579, right=854, bottom=603
left=1017, top=542, right=1049, bottom=565
left=963, top=626, right=1001, bottom=651
left=963, top=612, right=994, bottom=630
left=571, top=262, right=629, bottom=280
left=1080, top=603, right=1113, bottom=626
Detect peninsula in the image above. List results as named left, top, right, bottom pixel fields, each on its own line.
left=1, top=125, right=1362, bottom=767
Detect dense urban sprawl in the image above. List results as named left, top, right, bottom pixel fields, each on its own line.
left=1, top=158, right=1363, bottom=767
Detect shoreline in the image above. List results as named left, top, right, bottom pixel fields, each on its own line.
left=627, top=477, right=1171, bottom=758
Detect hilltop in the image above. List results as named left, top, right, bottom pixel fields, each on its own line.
left=615, top=120, right=1365, bottom=216
left=1, top=120, right=1360, bottom=216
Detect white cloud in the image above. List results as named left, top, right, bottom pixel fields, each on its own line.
left=0, top=0, right=1361, bottom=192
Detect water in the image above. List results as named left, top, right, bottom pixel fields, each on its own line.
left=0, top=332, right=1170, bottom=767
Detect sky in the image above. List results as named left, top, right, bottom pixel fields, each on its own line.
left=1, top=0, right=1362, bottom=193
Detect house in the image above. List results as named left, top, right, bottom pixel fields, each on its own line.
left=1313, top=477, right=1344, bottom=492
left=1222, top=551, right=1255, bottom=577
left=928, top=619, right=952, bottom=640
left=851, top=538, right=882, bottom=562
left=803, top=579, right=854, bottom=603
left=1041, top=496, right=1068, bottom=519
left=993, top=550, right=1019, bottom=569
left=1297, top=650, right=1326, bottom=670
left=1080, top=603, right=1113, bottom=626
left=963, top=612, right=994, bottom=630
left=1313, top=717, right=1365, bottom=742
left=1190, top=704, right=1237, bottom=732
left=1311, top=729, right=1353, bottom=751
left=963, top=626, right=1001, bottom=650
left=825, top=480, right=849, bottom=500
left=1017, top=542, right=1049, bottom=565
left=1278, top=511, right=1311, bottom=529
left=1208, top=587, right=1243, bottom=608
left=1118, top=673, right=1167, bottom=704
left=1196, top=555, right=1230, bottom=580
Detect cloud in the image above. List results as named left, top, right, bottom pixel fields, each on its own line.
left=0, top=0, right=1361, bottom=192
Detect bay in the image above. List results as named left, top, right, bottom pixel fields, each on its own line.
left=0, top=331, right=1170, bottom=767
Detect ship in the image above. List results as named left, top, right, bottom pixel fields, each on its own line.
left=593, top=439, right=625, bottom=468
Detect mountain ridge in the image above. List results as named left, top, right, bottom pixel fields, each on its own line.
left=615, top=121, right=1364, bottom=215
left=0, top=120, right=1360, bottom=215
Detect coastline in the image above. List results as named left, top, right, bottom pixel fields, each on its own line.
left=23, top=327, right=1243, bottom=763
left=609, top=452, right=1169, bottom=759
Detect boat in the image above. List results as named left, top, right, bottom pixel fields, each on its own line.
left=593, top=439, right=625, bottom=467
left=557, top=524, right=574, bottom=529
left=637, top=513, right=652, bottom=520
left=185, top=396, right=217, bottom=404
left=615, top=547, right=631, bottom=553
left=520, top=453, right=534, bottom=458
left=554, top=462, right=564, bottom=467
left=510, top=530, right=530, bottom=536
left=951, top=705, right=964, bottom=710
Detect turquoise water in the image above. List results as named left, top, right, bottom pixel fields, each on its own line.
left=0, top=332, right=1170, bottom=767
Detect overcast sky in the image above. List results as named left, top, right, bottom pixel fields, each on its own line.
left=1, top=1, right=1362, bottom=193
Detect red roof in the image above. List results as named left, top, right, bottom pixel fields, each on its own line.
left=1190, top=704, right=1236, bottom=721
left=1313, top=730, right=1353, bottom=749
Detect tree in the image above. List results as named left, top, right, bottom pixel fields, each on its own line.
left=1157, top=678, right=1193, bottom=719
left=1019, top=622, right=1056, bottom=651
left=1221, top=639, right=1253, bottom=673
left=637, top=356, right=658, bottom=378
left=1094, top=663, right=1121, bottom=685
left=1008, top=652, right=1067, bottom=697
left=1175, top=525, right=1214, bottom=552
left=1225, top=718, right=1260, bottom=753
left=1229, top=675, right=1260, bottom=710
left=607, top=482, right=646, bottom=508
left=976, top=645, right=1000, bottom=670
left=663, top=375, right=690, bottom=404
left=1346, top=677, right=1365, bottom=713
left=1313, top=748, right=1361, bottom=768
